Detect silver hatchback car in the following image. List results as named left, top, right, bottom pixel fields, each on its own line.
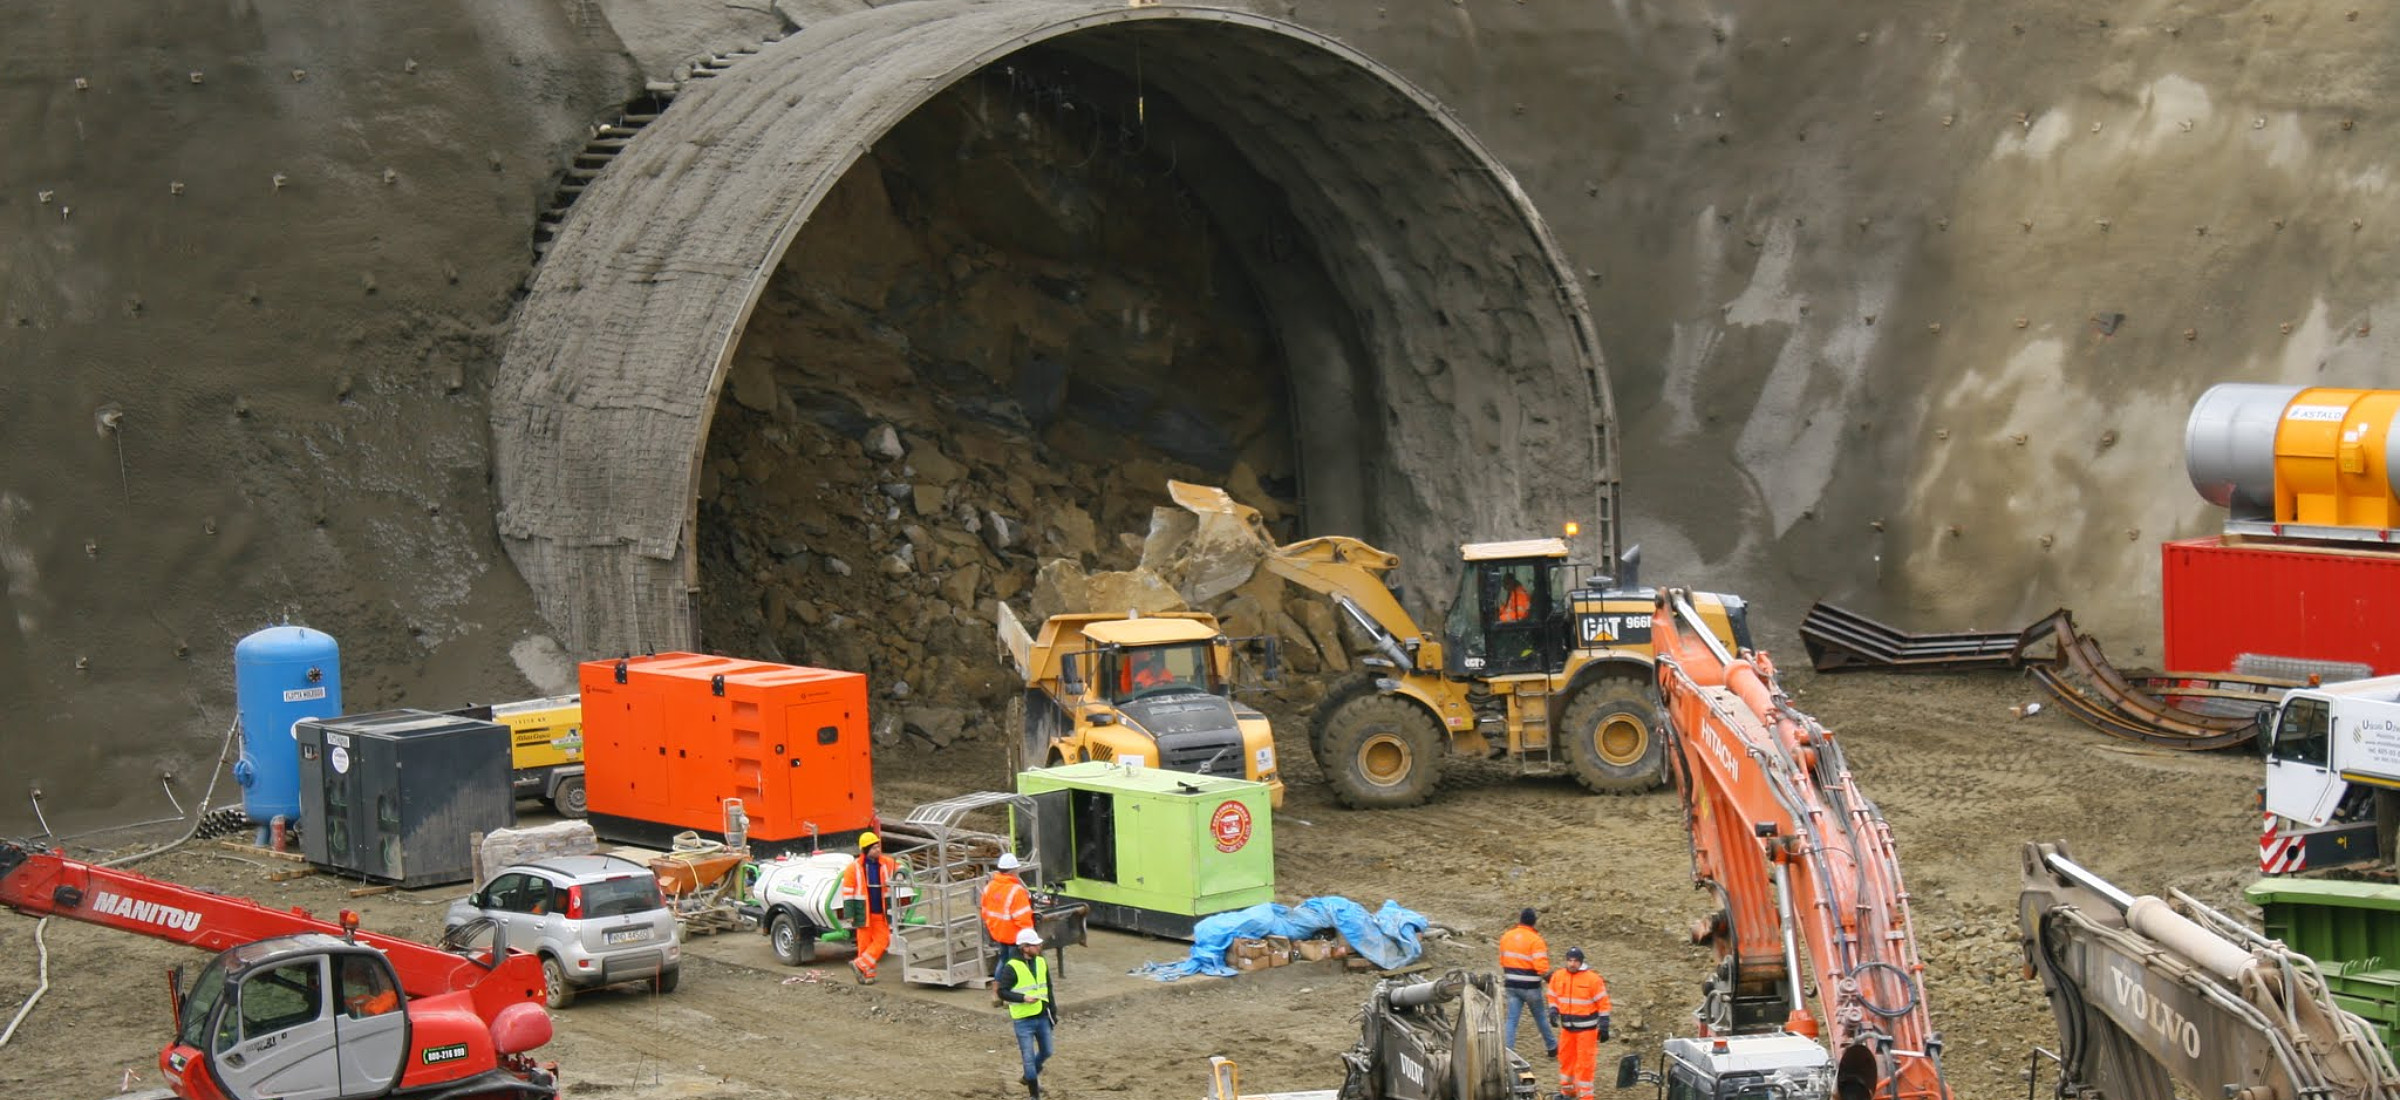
left=443, top=855, right=681, bottom=1007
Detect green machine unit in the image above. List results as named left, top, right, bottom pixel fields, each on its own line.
left=1015, top=762, right=1274, bottom=939
left=2246, top=878, right=2400, bottom=1050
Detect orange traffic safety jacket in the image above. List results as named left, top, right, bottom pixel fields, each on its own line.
left=1498, top=925, right=1550, bottom=990
left=1498, top=586, right=1531, bottom=623
left=1547, top=967, right=1611, bottom=1031
left=839, top=852, right=901, bottom=917
left=980, top=872, right=1034, bottom=943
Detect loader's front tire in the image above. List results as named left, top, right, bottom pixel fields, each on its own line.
left=1563, top=675, right=1665, bottom=794
left=1319, top=694, right=1443, bottom=809
left=1311, top=675, right=1383, bottom=774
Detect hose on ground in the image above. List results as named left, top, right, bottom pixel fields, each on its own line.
left=0, top=918, right=49, bottom=1048
left=0, top=713, right=239, bottom=1049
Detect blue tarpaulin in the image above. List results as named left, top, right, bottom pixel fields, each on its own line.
left=1134, top=896, right=1428, bottom=981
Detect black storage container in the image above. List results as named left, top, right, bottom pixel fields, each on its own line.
left=296, top=709, right=514, bottom=887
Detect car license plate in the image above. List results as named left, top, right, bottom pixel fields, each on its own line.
left=605, top=927, right=653, bottom=945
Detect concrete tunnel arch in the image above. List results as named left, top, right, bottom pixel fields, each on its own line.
left=493, top=0, right=1621, bottom=657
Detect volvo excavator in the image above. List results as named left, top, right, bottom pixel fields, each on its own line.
left=1166, top=482, right=1752, bottom=808
left=2019, top=840, right=2400, bottom=1100
left=1204, top=968, right=1538, bottom=1100
left=1622, top=589, right=1951, bottom=1100
left=0, top=838, right=557, bottom=1100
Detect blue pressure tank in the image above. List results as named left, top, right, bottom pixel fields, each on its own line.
left=232, top=626, right=342, bottom=824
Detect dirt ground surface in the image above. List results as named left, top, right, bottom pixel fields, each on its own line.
left=0, top=666, right=2264, bottom=1100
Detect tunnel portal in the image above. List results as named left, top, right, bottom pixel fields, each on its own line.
left=492, top=1, right=1618, bottom=662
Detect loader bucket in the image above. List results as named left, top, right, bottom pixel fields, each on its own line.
left=1162, top=480, right=1277, bottom=604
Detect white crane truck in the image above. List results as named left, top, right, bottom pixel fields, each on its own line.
left=2262, top=674, right=2400, bottom=872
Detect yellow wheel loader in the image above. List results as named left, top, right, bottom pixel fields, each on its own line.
left=998, top=605, right=1287, bottom=808
left=1165, top=481, right=1750, bottom=809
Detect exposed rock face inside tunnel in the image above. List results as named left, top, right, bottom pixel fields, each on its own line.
left=493, top=0, right=1615, bottom=664
left=692, top=62, right=1302, bottom=702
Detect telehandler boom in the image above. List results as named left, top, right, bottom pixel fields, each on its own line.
left=0, top=838, right=555, bottom=1100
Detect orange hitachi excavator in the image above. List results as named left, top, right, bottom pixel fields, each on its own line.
left=1611, top=590, right=1952, bottom=1100
left=0, top=837, right=557, bottom=1100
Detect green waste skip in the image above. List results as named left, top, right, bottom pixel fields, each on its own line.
left=2247, top=877, right=2400, bottom=1049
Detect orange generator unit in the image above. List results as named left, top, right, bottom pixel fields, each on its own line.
left=580, top=652, right=876, bottom=854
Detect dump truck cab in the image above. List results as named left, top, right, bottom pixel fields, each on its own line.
left=1000, top=608, right=1285, bottom=809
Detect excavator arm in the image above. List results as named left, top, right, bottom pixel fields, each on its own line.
left=2019, top=841, right=2400, bottom=1100
left=1650, top=590, right=1951, bottom=1100
left=1, top=837, right=506, bottom=999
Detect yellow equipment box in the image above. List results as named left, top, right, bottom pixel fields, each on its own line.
left=490, top=695, right=586, bottom=817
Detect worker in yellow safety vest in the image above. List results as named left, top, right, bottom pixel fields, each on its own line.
left=838, top=832, right=901, bottom=984
left=1546, top=946, right=1612, bottom=1100
left=995, top=927, right=1056, bottom=1099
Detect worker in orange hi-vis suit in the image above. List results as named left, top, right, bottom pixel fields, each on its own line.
left=1545, top=946, right=1612, bottom=1100
left=1498, top=575, right=1532, bottom=623
left=1497, top=908, right=1556, bottom=1059
left=839, top=832, right=902, bottom=984
left=981, top=852, right=1036, bottom=980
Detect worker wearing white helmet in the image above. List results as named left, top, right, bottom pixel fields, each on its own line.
left=995, top=926, right=1056, bottom=1099
left=981, top=851, right=1036, bottom=973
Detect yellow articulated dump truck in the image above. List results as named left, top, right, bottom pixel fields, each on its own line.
left=999, top=605, right=1286, bottom=809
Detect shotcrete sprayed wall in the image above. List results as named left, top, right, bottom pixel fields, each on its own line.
left=0, top=1, right=637, bottom=834
left=1358, top=1, right=2400, bottom=651
left=9, top=0, right=2400, bottom=832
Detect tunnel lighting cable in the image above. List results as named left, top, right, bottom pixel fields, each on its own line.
left=0, top=713, right=238, bottom=1049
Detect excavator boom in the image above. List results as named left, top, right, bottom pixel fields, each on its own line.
left=2020, top=841, right=2400, bottom=1100
left=1650, top=590, right=1951, bottom=1100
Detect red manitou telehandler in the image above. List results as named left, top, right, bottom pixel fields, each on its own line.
left=0, top=837, right=558, bottom=1100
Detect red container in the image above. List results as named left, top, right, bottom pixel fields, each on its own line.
left=580, top=652, right=874, bottom=851
left=2162, top=536, right=2400, bottom=675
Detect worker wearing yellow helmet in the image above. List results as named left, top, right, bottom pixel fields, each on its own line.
left=837, top=831, right=901, bottom=984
